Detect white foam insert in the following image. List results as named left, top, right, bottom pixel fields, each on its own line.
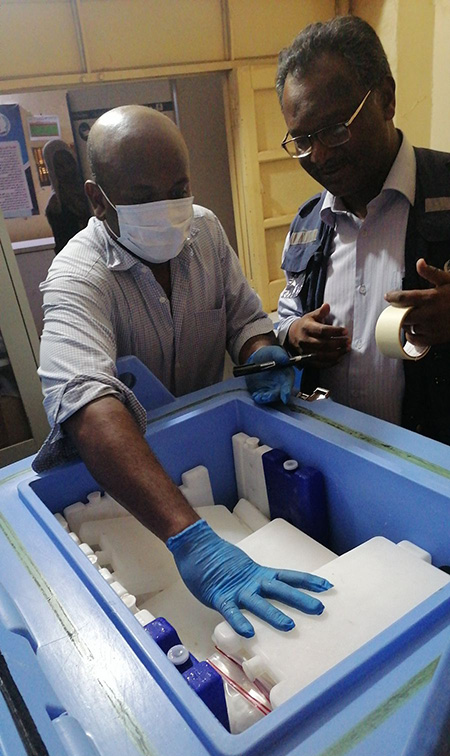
left=79, top=516, right=179, bottom=598
left=193, top=505, right=253, bottom=543
left=142, top=519, right=337, bottom=661
left=212, top=536, right=450, bottom=708
left=397, top=539, right=432, bottom=563
left=179, top=465, right=215, bottom=508
left=78, top=505, right=251, bottom=601
left=236, top=518, right=336, bottom=570
left=63, top=491, right=128, bottom=534
left=233, top=499, right=270, bottom=532
left=232, top=433, right=272, bottom=517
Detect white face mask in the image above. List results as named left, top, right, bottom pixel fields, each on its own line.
left=100, top=187, right=194, bottom=264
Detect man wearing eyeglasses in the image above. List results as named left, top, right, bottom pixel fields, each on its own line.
left=276, top=15, right=450, bottom=444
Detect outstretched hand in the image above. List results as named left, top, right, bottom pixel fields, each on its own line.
left=288, top=303, right=350, bottom=367
left=385, top=259, right=450, bottom=346
left=167, top=520, right=333, bottom=637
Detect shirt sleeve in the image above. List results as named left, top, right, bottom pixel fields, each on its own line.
left=277, top=231, right=304, bottom=348
left=213, top=217, right=274, bottom=362
left=34, top=262, right=147, bottom=471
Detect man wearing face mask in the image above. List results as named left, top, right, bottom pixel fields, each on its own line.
left=34, top=105, right=332, bottom=639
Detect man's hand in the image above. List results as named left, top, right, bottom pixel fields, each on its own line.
left=167, top=520, right=333, bottom=637
left=385, top=259, right=450, bottom=346
left=288, top=303, right=350, bottom=367
left=245, top=345, right=294, bottom=404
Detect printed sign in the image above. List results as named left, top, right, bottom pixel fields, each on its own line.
left=28, top=114, right=61, bottom=141
left=0, top=142, right=33, bottom=218
left=0, top=104, right=38, bottom=218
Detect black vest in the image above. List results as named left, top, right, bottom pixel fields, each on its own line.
left=282, top=147, right=450, bottom=445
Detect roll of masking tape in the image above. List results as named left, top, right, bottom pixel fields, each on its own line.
left=375, top=305, right=430, bottom=360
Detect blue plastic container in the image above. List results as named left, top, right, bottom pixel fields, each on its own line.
left=144, top=616, right=181, bottom=655
left=262, top=447, right=329, bottom=545
left=145, top=617, right=229, bottom=730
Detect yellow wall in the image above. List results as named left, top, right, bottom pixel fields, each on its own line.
left=0, top=0, right=336, bottom=92
left=1, top=0, right=449, bottom=306
left=354, top=0, right=447, bottom=151
left=0, top=0, right=337, bottom=264
left=228, top=0, right=335, bottom=59
left=430, top=0, right=450, bottom=151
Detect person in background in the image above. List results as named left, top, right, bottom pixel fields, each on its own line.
left=43, top=139, right=91, bottom=253
left=34, top=105, right=331, bottom=638
left=276, top=15, right=450, bottom=445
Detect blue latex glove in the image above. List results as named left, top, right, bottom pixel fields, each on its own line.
left=245, top=345, right=294, bottom=405
left=167, top=520, right=333, bottom=637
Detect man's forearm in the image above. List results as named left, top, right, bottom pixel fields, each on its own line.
left=238, top=332, right=278, bottom=364
left=63, top=395, right=199, bottom=541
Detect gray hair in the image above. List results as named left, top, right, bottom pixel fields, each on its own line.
left=276, top=16, right=392, bottom=103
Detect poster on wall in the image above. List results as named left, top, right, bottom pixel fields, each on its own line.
left=0, top=104, right=38, bottom=218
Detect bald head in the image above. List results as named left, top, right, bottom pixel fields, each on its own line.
left=87, top=105, right=189, bottom=197
left=85, top=104, right=191, bottom=233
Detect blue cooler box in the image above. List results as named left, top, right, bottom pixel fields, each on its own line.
left=0, top=359, right=449, bottom=756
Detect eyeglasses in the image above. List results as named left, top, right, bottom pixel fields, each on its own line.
left=281, top=89, right=372, bottom=159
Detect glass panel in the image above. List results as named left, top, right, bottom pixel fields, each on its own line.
left=0, top=328, right=31, bottom=449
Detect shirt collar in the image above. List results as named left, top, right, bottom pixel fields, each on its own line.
left=382, top=132, right=416, bottom=205
left=321, top=192, right=347, bottom=227
left=320, top=132, right=416, bottom=226
left=98, top=219, right=139, bottom=271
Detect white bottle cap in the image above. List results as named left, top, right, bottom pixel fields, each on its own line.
left=242, top=654, right=265, bottom=682
left=167, top=644, right=190, bottom=666
left=212, top=622, right=243, bottom=655
left=54, top=513, right=69, bottom=531
left=79, top=542, right=94, bottom=556
left=135, top=609, right=155, bottom=626
left=87, top=554, right=99, bottom=568
left=99, top=567, right=114, bottom=583
left=283, top=459, right=299, bottom=471
left=121, top=593, right=137, bottom=612
left=110, top=580, right=127, bottom=598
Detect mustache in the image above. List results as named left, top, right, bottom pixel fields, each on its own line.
left=315, top=158, right=348, bottom=174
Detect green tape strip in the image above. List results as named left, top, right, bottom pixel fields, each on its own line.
left=0, top=512, right=157, bottom=756
left=318, top=658, right=439, bottom=756
left=0, top=466, right=33, bottom=488
left=146, top=386, right=243, bottom=424
left=284, top=403, right=450, bottom=480
left=147, top=388, right=450, bottom=480
left=3, top=389, right=447, bottom=495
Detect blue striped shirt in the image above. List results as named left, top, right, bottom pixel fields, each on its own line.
left=35, top=206, right=273, bottom=470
